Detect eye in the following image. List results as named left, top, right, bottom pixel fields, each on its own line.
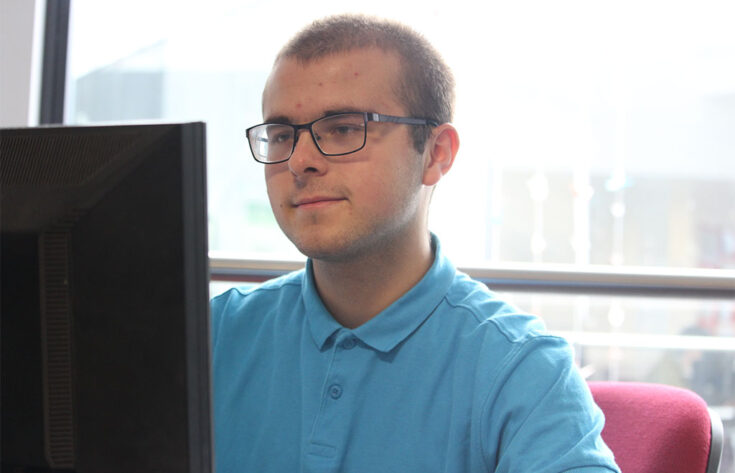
left=312, top=114, right=366, bottom=144
left=321, top=116, right=365, bottom=136
left=329, top=124, right=362, bottom=136
left=265, top=127, right=293, bottom=145
left=272, top=132, right=292, bottom=143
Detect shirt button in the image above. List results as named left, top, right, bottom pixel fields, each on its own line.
left=341, top=337, right=357, bottom=350
left=329, top=384, right=343, bottom=399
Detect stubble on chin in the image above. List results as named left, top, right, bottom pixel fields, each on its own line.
left=286, top=229, right=358, bottom=263
left=287, top=216, right=416, bottom=266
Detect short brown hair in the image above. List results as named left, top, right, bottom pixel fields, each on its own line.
left=275, top=14, right=455, bottom=153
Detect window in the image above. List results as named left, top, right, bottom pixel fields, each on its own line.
left=63, top=1, right=735, bottom=469
left=65, top=0, right=735, bottom=268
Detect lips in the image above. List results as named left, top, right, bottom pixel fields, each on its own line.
left=292, top=196, right=346, bottom=208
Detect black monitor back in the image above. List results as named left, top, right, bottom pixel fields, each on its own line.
left=1, top=122, right=212, bottom=473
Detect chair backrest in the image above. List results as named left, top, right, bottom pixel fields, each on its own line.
left=588, top=381, right=724, bottom=473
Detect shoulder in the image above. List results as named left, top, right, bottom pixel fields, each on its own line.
left=210, top=269, right=305, bottom=339
left=443, top=277, right=612, bottom=470
left=440, top=271, right=578, bottom=393
left=442, top=271, right=549, bottom=342
left=212, top=270, right=303, bottom=312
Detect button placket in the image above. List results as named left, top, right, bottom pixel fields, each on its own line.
left=327, top=336, right=355, bottom=402
left=306, top=331, right=356, bottom=466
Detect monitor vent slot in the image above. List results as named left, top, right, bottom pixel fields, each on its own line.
left=1, top=130, right=140, bottom=186
left=40, top=228, right=76, bottom=469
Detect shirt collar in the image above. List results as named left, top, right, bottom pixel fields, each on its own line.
left=302, top=261, right=342, bottom=349
left=303, top=234, right=456, bottom=353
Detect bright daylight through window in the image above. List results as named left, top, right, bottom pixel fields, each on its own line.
left=65, top=0, right=735, bottom=270
left=63, top=1, right=735, bottom=470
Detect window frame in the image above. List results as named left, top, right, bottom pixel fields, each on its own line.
left=43, top=1, right=735, bottom=299
left=210, top=257, right=735, bottom=297
left=39, top=0, right=70, bottom=124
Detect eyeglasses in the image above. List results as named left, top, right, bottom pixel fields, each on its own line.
left=245, top=112, right=439, bottom=164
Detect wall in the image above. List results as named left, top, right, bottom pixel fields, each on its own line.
left=0, top=0, right=44, bottom=127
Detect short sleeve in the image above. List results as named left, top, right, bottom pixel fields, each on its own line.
left=482, top=335, right=620, bottom=472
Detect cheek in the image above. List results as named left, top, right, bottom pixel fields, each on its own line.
left=355, top=163, right=421, bottom=217
left=263, top=162, right=285, bottom=182
left=264, top=167, right=289, bottom=214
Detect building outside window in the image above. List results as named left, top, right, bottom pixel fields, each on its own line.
left=62, top=0, right=735, bottom=469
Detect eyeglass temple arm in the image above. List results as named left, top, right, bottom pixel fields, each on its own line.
left=367, top=113, right=439, bottom=127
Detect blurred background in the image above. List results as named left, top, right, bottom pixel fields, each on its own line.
left=3, top=0, right=734, bottom=469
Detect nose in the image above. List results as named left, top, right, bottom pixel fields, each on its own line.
left=288, top=129, right=327, bottom=177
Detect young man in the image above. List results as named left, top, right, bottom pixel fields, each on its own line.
left=211, top=14, right=620, bottom=472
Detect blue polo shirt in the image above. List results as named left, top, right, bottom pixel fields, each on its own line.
left=211, top=238, right=620, bottom=472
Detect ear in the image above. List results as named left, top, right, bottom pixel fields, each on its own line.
left=422, top=123, right=460, bottom=187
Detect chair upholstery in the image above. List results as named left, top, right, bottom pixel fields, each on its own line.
left=588, top=381, right=724, bottom=473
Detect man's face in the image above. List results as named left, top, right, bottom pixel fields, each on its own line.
left=261, top=48, right=430, bottom=262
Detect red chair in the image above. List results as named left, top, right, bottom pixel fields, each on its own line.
left=588, top=382, right=724, bottom=473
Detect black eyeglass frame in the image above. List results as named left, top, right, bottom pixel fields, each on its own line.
left=245, top=112, right=440, bottom=164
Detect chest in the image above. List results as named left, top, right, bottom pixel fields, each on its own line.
left=214, top=327, right=481, bottom=472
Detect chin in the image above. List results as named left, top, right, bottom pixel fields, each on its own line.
left=282, top=215, right=419, bottom=264
left=294, top=241, right=353, bottom=262
left=288, top=231, right=366, bottom=263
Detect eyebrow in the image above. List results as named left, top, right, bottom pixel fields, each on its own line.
left=263, top=108, right=365, bottom=125
left=262, top=115, right=293, bottom=125
left=324, top=108, right=363, bottom=117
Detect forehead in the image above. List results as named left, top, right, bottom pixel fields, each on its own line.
left=262, top=48, right=406, bottom=121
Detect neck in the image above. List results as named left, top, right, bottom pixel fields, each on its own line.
left=311, top=231, right=434, bottom=329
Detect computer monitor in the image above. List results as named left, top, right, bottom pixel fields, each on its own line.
left=1, top=122, right=212, bottom=473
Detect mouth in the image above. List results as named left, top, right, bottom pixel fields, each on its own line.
left=292, top=196, right=346, bottom=209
